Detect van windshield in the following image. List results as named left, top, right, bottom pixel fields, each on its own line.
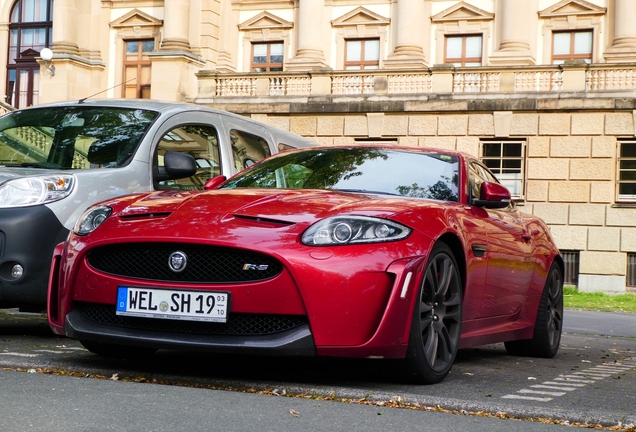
left=0, top=106, right=159, bottom=169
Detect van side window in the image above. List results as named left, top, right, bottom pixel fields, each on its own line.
left=229, top=129, right=271, bottom=171
left=278, top=143, right=296, bottom=152
left=157, top=125, right=220, bottom=190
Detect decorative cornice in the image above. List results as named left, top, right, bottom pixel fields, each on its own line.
left=238, top=11, right=293, bottom=31
left=538, top=0, right=606, bottom=18
left=332, top=6, right=390, bottom=27
left=109, top=8, right=163, bottom=28
left=431, top=1, right=494, bottom=23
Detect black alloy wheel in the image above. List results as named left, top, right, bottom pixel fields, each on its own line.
left=504, top=261, right=563, bottom=358
left=402, top=242, right=463, bottom=384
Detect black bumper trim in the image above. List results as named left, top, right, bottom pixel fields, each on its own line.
left=64, top=309, right=317, bottom=356
left=0, top=205, right=68, bottom=308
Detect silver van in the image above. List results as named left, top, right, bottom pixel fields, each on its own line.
left=0, top=99, right=316, bottom=311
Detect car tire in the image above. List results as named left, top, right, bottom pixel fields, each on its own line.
left=504, top=261, right=563, bottom=358
left=80, top=340, right=157, bottom=359
left=401, top=242, right=463, bottom=384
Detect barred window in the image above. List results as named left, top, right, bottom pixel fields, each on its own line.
left=618, top=141, right=636, bottom=202
left=480, top=140, right=525, bottom=198
left=628, top=253, right=636, bottom=288
left=561, top=250, right=580, bottom=286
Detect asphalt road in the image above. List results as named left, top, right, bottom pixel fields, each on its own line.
left=0, top=309, right=634, bottom=431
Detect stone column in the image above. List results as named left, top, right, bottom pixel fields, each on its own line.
left=50, top=0, right=79, bottom=55
left=152, top=0, right=205, bottom=101
left=489, top=0, right=535, bottom=65
left=605, top=0, right=636, bottom=62
left=285, top=0, right=328, bottom=71
left=215, top=0, right=236, bottom=72
left=384, top=0, right=427, bottom=68
left=160, top=0, right=191, bottom=51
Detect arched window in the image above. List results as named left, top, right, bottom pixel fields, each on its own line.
left=6, top=0, right=53, bottom=108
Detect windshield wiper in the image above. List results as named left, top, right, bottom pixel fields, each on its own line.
left=1, top=162, right=57, bottom=169
left=330, top=188, right=401, bottom=196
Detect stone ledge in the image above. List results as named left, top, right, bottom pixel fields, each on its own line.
left=200, top=96, right=636, bottom=115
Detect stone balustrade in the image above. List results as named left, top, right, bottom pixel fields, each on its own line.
left=197, top=63, right=636, bottom=102
left=0, top=101, right=15, bottom=116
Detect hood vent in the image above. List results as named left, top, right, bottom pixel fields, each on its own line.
left=232, top=214, right=295, bottom=226
left=119, top=212, right=172, bottom=221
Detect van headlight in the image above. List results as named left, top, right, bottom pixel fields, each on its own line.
left=75, top=206, right=112, bottom=235
left=0, top=175, right=74, bottom=208
left=302, top=216, right=411, bottom=246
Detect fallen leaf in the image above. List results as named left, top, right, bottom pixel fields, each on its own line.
left=110, top=373, right=119, bottom=381
left=289, top=409, right=300, bottom=417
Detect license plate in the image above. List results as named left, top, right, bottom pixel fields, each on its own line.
left=116, top=286, right=229, bottom=322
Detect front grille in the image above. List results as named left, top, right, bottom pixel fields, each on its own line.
left=87, top=243, right=282, bottom=283
left=76, top=302, right=307, bottom=336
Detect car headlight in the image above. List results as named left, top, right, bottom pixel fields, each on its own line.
left=75, top=205, right=112, bottom=235
left=0, top=175, right=74, bottom=208
left=302, top=216, right=411, bottom=246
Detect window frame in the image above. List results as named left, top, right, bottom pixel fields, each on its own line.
left=617, top=140, right=636, bottom=203
left=344, top=38, right=380, bottom=70
left=122, top=39, right=154, bottom=99
left=551, top=29, right=593, bottom=64
left=479, top=140, right=526, bottom=200
left=156, top=124, right=221, bottom=191
left=444, top=34, right=483, bottom=67
left=250, top=41, right=284, bottom=72
left=6, top=0, right=53, bottom=109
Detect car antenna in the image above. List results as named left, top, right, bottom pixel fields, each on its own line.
left=78, top=78, right=136, bottom=104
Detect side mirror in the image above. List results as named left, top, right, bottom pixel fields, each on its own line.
left=204, top=175, right=227, bottom=190
left=472, top=181, right=511, bottom=209
left=156, top=151, right=198, bottom=182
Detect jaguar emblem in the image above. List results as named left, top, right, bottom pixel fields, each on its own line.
left=168, top=251, right=188, bottom=273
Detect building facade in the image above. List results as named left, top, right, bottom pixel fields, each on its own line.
left=1, top=0, right=636, bottom=293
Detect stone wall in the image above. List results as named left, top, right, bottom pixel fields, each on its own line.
left=248, top=106, right=636, bottom=294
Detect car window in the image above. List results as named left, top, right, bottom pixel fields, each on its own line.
left=223, top=148, right=460, bottom=202
left=157, top=125, right=220, bottom=190
left=0, top=107, right=158, bottom=169
left=229, top=129, right=271, bottom=171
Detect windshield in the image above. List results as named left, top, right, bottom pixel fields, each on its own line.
left=0, top=106, right=159, bottom=169
left=222, top=147, right=460, bottom=202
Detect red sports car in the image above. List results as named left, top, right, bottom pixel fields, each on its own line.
left=48, top=146, right=563, bottom=384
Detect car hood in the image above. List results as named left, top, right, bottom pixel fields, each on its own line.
left=117, top=188, right=448, bottom=226
left=0, top=167, right=69, bottom=184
